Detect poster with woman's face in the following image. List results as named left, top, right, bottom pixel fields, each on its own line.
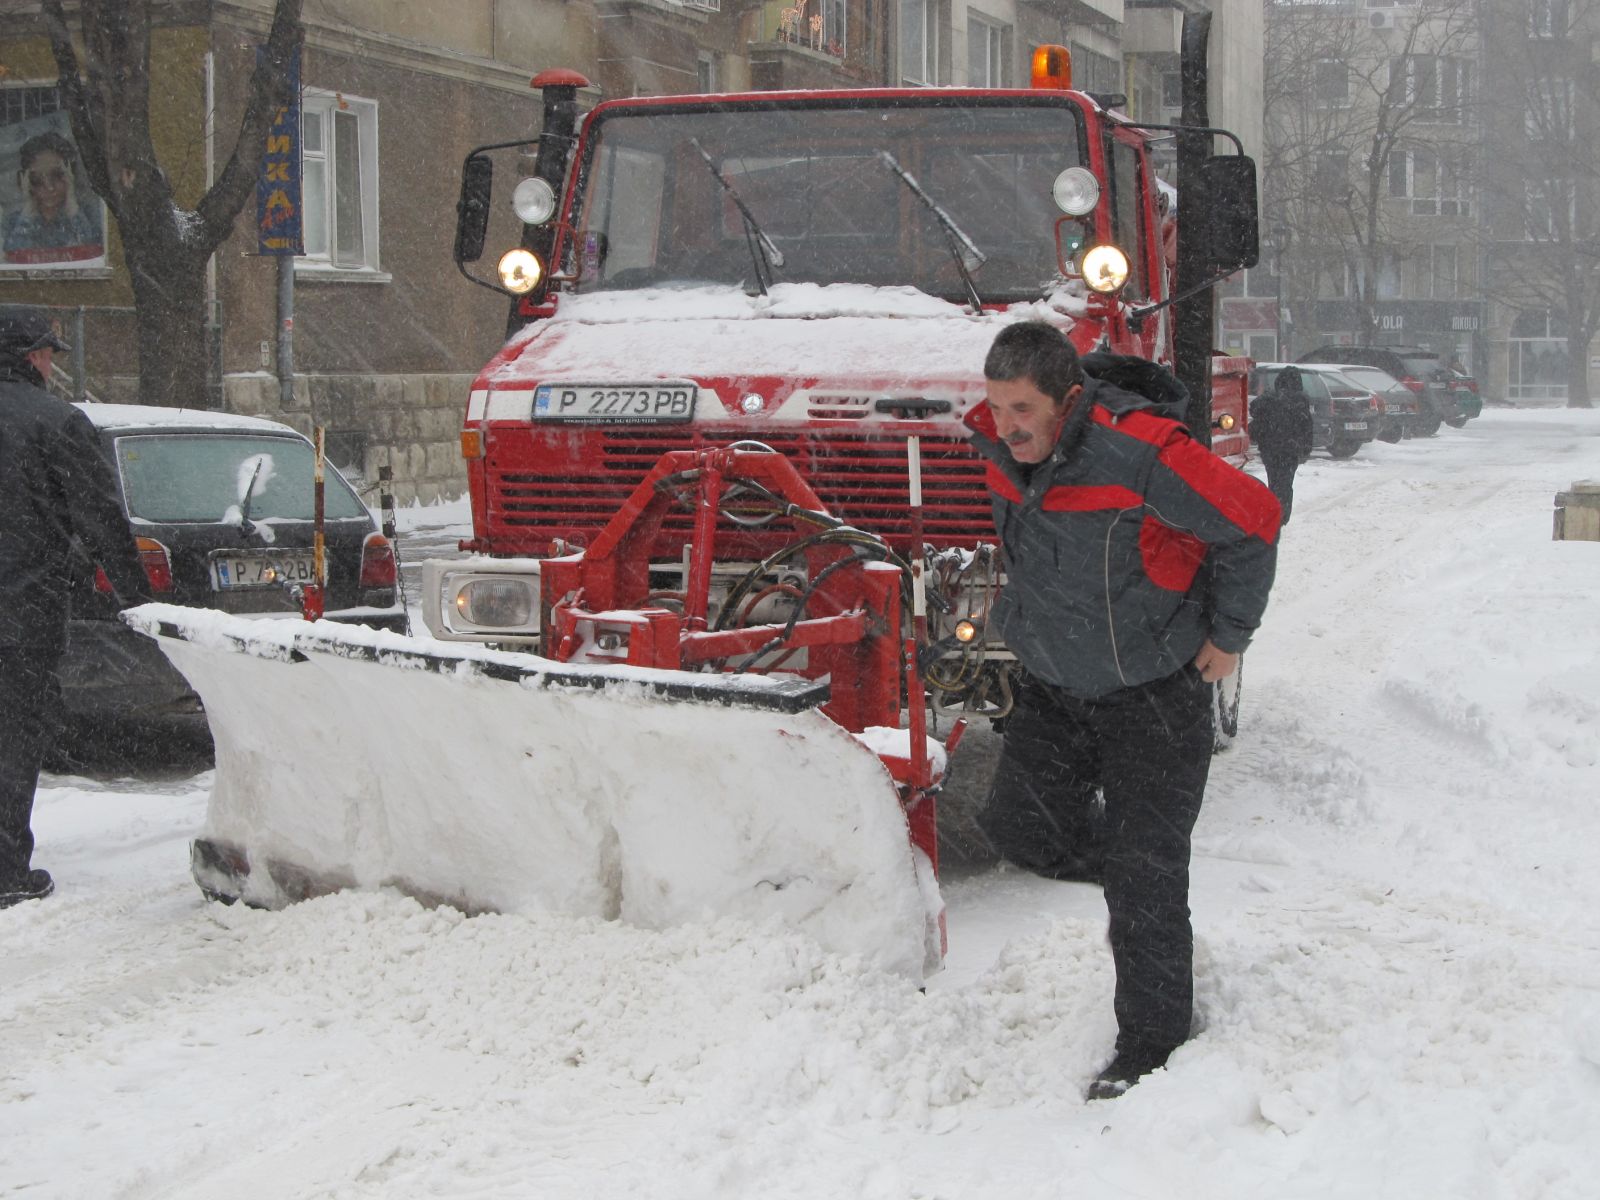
left=1, top=102, right=107, bottom=270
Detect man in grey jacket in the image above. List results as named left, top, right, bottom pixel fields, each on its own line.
left=0, top=306, right=149, bottom=910
left=966, top=321, right=1282, bottom=1100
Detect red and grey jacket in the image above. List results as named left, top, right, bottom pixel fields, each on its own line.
left=965, top=371, right=1282, bottom=699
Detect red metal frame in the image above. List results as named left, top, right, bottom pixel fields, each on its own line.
left=538, top=446, right=952, bottom=879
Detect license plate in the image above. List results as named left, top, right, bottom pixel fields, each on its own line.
left=1342, top=421, right=1368, bottom=431
left=532, top=382, right=697, bottom=424
left=211, top=552, right=317, bottom=590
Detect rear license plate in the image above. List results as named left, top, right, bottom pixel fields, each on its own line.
left=1342, top=421, right=1368, bottom=431
left=532, top=382, right=697, bottom=424
left=211, top=552, right=317, bottom=590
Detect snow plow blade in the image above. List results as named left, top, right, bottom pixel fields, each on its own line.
left=125, top=605, right=941, bottom=978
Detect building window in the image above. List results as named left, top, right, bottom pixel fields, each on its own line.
left=1525, top=76, right=1575, bottom=138
left=1072, top=46, right=1121, bottom=95
left=1530, top=0, right=1569, bottom=38
left=1391, top=55, right=1471, bottom=122
left=1526, top=179, right=1577, bottom=238
left=1388, top=150, right=1471, bottom=217
left=825, top=0, right=847, bottom=54
left=697, top=52, right=718, bottom=92
left=1315, top=149, right=1350, bottom=192
left=300, top=90, right=380, bottom=272
left=968, top=16, right=1008, bottom=87
left=901, top=0, right=938, bottom=84
left=1425, top=243, right=1458, bottom=298
left=1313, top=59, right=1350, bottom=108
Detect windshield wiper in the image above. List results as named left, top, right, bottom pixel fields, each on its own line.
left=878, top=151, right=986, bottom=312
left=690, top=139, right=785, bottom=296
left=235, top=456, right=264, bottom=537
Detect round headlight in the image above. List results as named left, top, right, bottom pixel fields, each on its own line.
left=1080, top=244, right=1130, bottom=294
left=511, top=177, right=557, bottom=225
left=497, top=248, right=543, bottom=294
left=1052, top=167, right=1101, bottom=216
left=1217, top=412, right=1237, bottom=431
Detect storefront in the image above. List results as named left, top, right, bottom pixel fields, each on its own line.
left=1306, top=300, right=1486, bottom=374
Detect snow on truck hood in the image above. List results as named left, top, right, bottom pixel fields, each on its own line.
left=486, top=282, right=1088, bottom=388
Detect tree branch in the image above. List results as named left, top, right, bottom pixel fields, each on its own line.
left=40, top=0, right=121, bottom=224
left=195, top=0, right=305, bottom=251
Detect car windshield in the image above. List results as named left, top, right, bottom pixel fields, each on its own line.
left=114, top=434, right=368, bottom=524
left=569, top=96, right=1086, bottom=302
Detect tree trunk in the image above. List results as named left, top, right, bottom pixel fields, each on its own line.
left=126, top=238, right=210, bottom=409
left=1567, top=349, right=1593, bottom=408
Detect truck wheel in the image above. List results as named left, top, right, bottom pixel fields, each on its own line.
left=1444, top=416, right=1469, bottom=428
left=1413, top=406, right=1443, bottom=437
left=1328, top=440, right=1362, bottom=459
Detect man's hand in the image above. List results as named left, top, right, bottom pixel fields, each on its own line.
left=1193, top=639, right=1239, bottom=683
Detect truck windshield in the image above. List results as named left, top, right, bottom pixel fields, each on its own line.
left=569, top=96, right=1086, bottom=303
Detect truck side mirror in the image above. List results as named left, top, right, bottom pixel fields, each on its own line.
left=1197, top=155, right=1259, bottom=274
left=454, top=155, right=494, bottom=265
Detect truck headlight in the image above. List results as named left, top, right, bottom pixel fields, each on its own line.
left=1081, top=244, right=1130, bottom=294
left=1051, top=167, right=1100, bottom=216
left=511, top=177, right=557, bottom=225
left=455, top=579, right=533, bottom=627
left=498, top=248, right=543, bottom=294
left=421, top=559, right=543, bottom=642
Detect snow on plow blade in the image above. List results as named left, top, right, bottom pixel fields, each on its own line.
left=126, top=605, right=939, bottom=978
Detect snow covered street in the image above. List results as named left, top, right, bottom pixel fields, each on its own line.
left=5, top=409, right=1600, bottom=1199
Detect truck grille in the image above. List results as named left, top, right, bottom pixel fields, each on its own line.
left=489, top=427, right=992, bottom=548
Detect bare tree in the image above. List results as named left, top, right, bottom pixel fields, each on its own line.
left=42, top=0, right=304, bottom=409
left=1264, top=0, right=1477, bottom=349
left=1473, top=0, right=1597, bottom=407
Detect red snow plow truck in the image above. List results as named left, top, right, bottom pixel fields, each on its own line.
left=134, top=19, right=1258, bottom=979
left=428, top=22, right=1259, bottom=724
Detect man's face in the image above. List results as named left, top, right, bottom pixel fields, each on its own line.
left=985, top=376, right=1081, bottom=464
left=26, top=346, right=54, bottom=379
left=26, top=151, right=69, bottom=220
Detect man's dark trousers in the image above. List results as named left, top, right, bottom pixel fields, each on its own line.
left=980, top=664, right=1214, bottom=1061
left=1260, top=454, right=1299, bottom=525
left=0, top=645, right=62, bottom=885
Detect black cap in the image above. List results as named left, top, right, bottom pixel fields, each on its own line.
left=0, top=305, right=71, bottom=353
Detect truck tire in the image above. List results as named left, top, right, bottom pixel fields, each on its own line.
left=1444, top=416, right=1469, bottom=428
left=1328, top=439, right=1362, bottom=459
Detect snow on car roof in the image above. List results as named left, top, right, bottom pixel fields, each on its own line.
left=77, top=402, right=304, bottom=436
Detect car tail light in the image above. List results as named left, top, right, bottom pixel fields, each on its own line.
left=95, top=536, right=173, bottom=595
left=1401, top=376, right=1425, bottom=393
left=1370, top=393, right=1384, bottom=413
left=360, top=532, right=398, bottom=588
left=1465, top=379, right=1478, bottom=393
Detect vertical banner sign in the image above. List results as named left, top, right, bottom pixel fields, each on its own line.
left=256, top=44, right=303, bottom=255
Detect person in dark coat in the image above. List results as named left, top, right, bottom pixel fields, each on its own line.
left=966, top=322, right=1282, bottom=1101
left=1250, top=366, right=1315, bottom=524
left=0, top=305, right=149, bottom=910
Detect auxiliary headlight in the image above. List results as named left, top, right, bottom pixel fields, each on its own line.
left=511, top=177, right=557, bottom=225
left=454, top=578, right=536, bottom=628
left=1051, top=167, right=1100, bottom=217
left=1217, top=412, right=1237, bottom=431
left=498, top=248, right=543, bottom=294
left=1081, top=244, right=1130, bottom=294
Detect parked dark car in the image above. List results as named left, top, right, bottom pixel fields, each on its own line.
left=1250, top=363, right=1380, bottom=458
left=1317, top=363, right=1419, bottom=443
left=59, top=405, right=406, bottom=741
left=1297, top=345, right=1473, bottom=435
